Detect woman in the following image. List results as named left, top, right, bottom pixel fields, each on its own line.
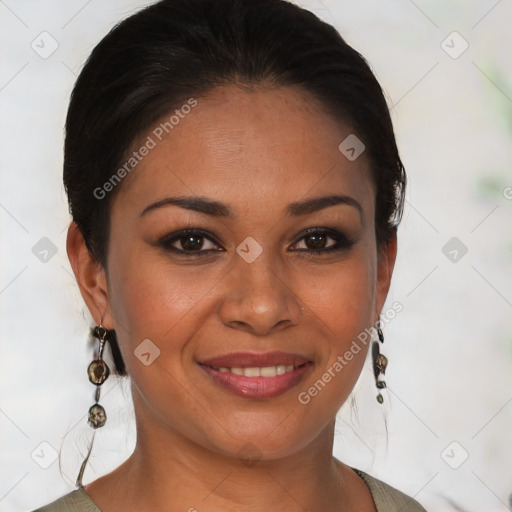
left=32, top=0, right=426, bottom=510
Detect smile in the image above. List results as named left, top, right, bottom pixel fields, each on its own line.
left=198, top=352, right=313, bottom=399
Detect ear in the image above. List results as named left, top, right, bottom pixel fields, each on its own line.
left=374, top=230, right=397, bottom=323
left=66, top=222, right=115, bottom=329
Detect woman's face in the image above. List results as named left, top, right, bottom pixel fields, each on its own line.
left=79, top=84, right=396, bottom=460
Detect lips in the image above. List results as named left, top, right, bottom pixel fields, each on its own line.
left=198, top=351, right=313, bottom=399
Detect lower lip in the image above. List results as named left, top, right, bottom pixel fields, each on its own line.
left=199, top=363, right=313, bottom=399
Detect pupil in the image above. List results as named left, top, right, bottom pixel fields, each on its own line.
left=307, top=234, right=325, bottom=250
left=182, top=235, right=203, bottom=251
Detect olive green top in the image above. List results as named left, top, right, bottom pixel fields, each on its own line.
left=30, top=469, right=427, bottom=511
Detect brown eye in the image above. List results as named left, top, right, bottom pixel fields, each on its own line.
left=304, top=233, right=329, bottom=251
left=158, top=229, right=223, bottom=255
left=180, top=234, right=205, bottom=251
left=290, top=228, right=355, bottom=254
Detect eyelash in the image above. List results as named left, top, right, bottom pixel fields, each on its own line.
left=157, top=227, right=355, bottom=257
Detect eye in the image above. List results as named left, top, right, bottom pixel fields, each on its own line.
left=158, top=229, right=223, bottom=255
left=290, top=228, right=355, bottom=254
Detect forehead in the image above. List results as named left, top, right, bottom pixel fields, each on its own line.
left=111, top=84, right=374, bottom=217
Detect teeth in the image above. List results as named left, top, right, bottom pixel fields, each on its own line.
left=276, top=365, right=286, bottom=375
left=215, top=365, right=298, bottom=377
left=260, top=366, right=277, bottom=377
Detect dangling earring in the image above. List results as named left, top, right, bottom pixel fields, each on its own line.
left=372, top=320, right=388, bottom=404
left=76, top=324, right=110, bottom=488
left=87, top=324, right=110, bottom=427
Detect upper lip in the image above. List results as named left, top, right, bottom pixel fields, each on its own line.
left=198, top=351, right=312, bottom=368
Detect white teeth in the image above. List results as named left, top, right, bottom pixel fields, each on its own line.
left=260, top=366, right=277, bottom=377
left=276, top=365, right=286, bottom=375
left=214, top=365, right=297, bottom=377
left=244, top=367, right=261, bottom=377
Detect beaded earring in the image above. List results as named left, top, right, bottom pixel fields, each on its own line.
left=372, top=320, right=388, bottom=404
left=76, top=324, right=110, bottom=488
left=87, top=325, right=110, bottom=428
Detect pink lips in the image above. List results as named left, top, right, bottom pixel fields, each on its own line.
left=198, top=351, right=313, bottom=399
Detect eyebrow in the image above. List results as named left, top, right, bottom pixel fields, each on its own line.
left=139, top=194, right=364, bottom=221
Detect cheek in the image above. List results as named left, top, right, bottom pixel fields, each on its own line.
left=106, top=246, right=224, bottom=364
left=105, top=249, right=214, bottom=415
left=294, top=247, right=377, bottom=404
left=294, top=246, right=377, bottom=339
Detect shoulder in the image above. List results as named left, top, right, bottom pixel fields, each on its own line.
left=353, top=468, right=428, bottom=512
left=29, top=488, right=101, bottom=512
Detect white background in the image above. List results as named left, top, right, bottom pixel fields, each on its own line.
left=1, top=1, right=511, bottom=511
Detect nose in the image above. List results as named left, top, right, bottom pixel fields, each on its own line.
left=218, top=247, right=303, bottom=336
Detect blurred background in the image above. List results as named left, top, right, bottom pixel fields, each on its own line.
left=1, top=1, right=511, bottom=511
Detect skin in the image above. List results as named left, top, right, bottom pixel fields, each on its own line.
left=67, top=83, right=397, bottom=511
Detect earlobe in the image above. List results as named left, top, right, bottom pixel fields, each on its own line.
left=66, top=222, right=114, bottom=329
